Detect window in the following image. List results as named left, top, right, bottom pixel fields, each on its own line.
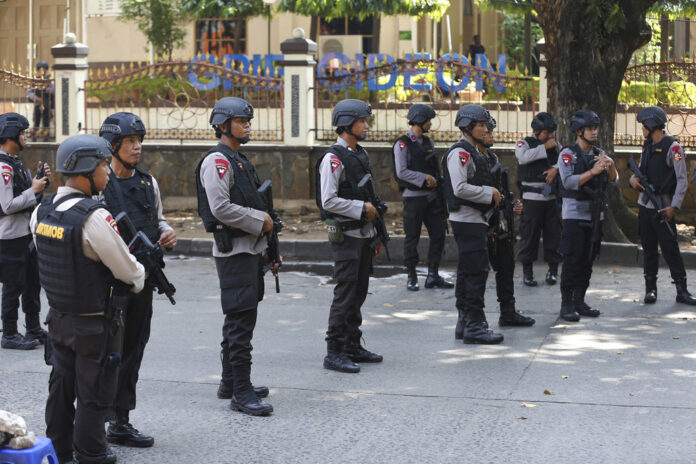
left=195, top=19, right=247, bottom=57
left=319, top=16, right=374, bottom=53
left=87, top=0, right=123, bottom=16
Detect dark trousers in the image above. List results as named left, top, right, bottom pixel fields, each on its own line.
left=1, top=237, right=41, bottom=335
left=639, top=206, right=686, bottom=280
left=112, top=287, right=153, bottom=416
left=560, top=219, right=601, bottom=292
left=34, top=103, right=50, bottom=128
left=452, top=222, right=489, bottom=324
left=326, top=236, right=372, bottom=346
left=489, top=238, right=515, bottom=307
left=216, top=254, right=264, bottom=387
left=45, top=309, right=122, bottom=464
left=402, top=196, right=447, bottom=269
left=516, top=199, right=562, bottom=264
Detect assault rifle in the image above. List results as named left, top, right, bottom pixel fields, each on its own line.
left=114, top=212, right=177, bottom=305
left=583, top=148, right=609, bottom=262
left=627, top=157, right=675, bottom=238
left=425, top=151, right=449, bottom=233
left=258, top=180, right=283, bottom=293
left=357, top=173, right=391, bottom=260
left=484, top=163, right=516, bottom=255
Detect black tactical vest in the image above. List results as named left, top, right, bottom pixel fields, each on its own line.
left=35, top=194, right=113, bottom=315
left=102, top=168, right=159, bottom=243
left=392, top=134, right=440, bottom=192
left=561, top=144, right=606, bottom=201
left=315, top=144, right=371, bottom=221
left=0, top=153, right=33, bottom=217
left=442, top=139, right=496, bottom=213
left=196, top=143, right=266, bottom=236
left=517, top=136, right=559, bottom=185
left=640, top=135, right=677, bottom=195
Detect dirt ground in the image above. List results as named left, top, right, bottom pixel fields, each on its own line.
left=165, top=208, right=696, bottom=250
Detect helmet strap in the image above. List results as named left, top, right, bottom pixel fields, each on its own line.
left=112, top=141, right=137, bottom=171
left=579, top=128, right=596, bottom=147
left=463, top=127, right=486, bottom=147
left=346, top=126, right=366, bottom=141
left=220, top=122, right=250, bottom=145
left=11, top=135, right=24, bottom=151
left=86, top=173, right=99, bottom=196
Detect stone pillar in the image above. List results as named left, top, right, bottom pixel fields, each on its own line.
left=536, top=38, right=548, bottom=113
left=279, top=28, right=317, bottom=146
left=51, top=33, right=89, bottom=143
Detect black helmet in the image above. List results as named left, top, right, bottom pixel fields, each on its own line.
left=486, top=116, right=497, bottom=130
left=569, top=110, right=600, bottom=132
left=637, top=106, right=668, bottom=129
left=0, top=113, right=30, bottom=139
left=36, top=61, right=49, bottom=70
left=531, top=112, right=557, bottom=132
left=210, top=97, right=254, bottom=126
left=99, top=112, right=147, bottom=145
left=455, top=105, right=490, bottom=128
left=56, top=134, right=112, bottom=175
left=407, top=104, right=436, bottom=125
left=332, top=99, right=372, bottom=128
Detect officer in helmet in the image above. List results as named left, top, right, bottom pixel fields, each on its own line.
left=99, top=112, right=177, bottom=446
left=557, top=109, right=618, bottom=321
left=515, top=112, right=562, bottom=287
left=196, top=97, right=278, bottom=416
left=442, top=104, right=504, bottom=344
left=393, top=104, right=453, bottom=291
left=0, top=112, right=51, bottom=350
left=28, top=61, right=54, bottom=140
left=630, top=106, right=696, bottom=305
left=32, top=134, right=145, bottom=464
left=316, top=98, right=385, bottom=373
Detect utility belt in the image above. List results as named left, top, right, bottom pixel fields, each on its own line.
left=211, top=223, right=251, bottom=253
left=324, top=217, right=367, bottom=244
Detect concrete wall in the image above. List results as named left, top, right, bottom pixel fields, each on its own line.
left=19, top=143, right=696, bottom=223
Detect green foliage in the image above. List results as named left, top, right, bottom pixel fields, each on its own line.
left=619, top=79, right=696, bottom=107
left=649, top=1, right=696, bottom=18
left=499, top=12, right=542, bottom=71
left=87, top=74, right=198, bottom=104
left=180, top=0, right=267, bottom=18
left=475, top=0, right=531, bottom=14
left=277, top=0, right=450, bottom=21
left=584, top=0, right=627, bottom=48
left=119, top=0, right=188, bottom=60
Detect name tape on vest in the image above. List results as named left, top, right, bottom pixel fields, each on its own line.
left=36, top=222, right=65, bottom=240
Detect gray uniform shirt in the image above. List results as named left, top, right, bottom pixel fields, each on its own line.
left=394, top=129, right=428, bottom=198
left=445, top=135, right=494, bottom=225
left=0, top=150, right=37, bottom=239
left=199, top=151, right=267, bottom=258
left=319, top=137, right=375, bottom=239
left=630, top=139, right=688, bottom=210
left=558, top=146, right=619, bottom=221
left=515, top=138, right=557, bottom=201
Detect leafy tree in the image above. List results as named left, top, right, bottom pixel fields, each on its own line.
left=477, top=0, right=696, bottom=242
left=500, top=11, right=542, bottom=71
left=119, top=0, right=189, bottom=61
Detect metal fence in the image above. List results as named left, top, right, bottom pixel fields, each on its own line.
left=315, top=57, right=537, bottom=144
left=84, top=57, right=284, bottom=143
left=0, top=64, right=55, bottom=141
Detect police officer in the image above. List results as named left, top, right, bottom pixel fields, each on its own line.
left=196, top=97, right=277, bottom=415
left=98, top=112, right=177, bottom=446
left=317, top=99, right=385, bottom=373
left=0, top=112, right=50, bottom=350
left=630, top=106, right=696, bottom=305
left=557, top=110, right=618, bottom=322
left=32, top=134, right=145, bottom=464
left=393, top=104, right=453, bottom=291
left=442, top=105, right=504, bottom=344
left=515, top=112, right=562, bottom=286
left=28, top=61, right=54, bottom=140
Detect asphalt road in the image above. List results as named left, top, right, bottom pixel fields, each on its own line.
left=2, top=258, right=696, bottom=463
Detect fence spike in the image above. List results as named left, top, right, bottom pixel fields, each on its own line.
left=129, top=61, right=134, bottom=71
left=120, top=63, right=126, bottom=74
left=179, top=50, right=184, bottom=62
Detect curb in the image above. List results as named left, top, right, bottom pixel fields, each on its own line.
left=170, top=236, right=696, bottom=269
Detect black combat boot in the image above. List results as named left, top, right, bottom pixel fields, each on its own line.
left=24, top=326, right=48, bottom=345
left=406, top=267, right=419, bottom=291
left=323, top=341, right=360, bottom=373
left=499, top=302, right=535, bottom=327
left=455, top=309, right=464, bottom=340
left=344, top=341, right=383, bottom=363
left=230, top=385, right=274, bottom=416
left=574, top=287, right=600, bottom=317
left=644, top=276, right=657, bottom=304
left=675, top=278, right=696, bottom=305
left=424, top=263, right=454, bottom=289
left=1, top=333, right=39, bottom=350
left=545, top=263, right=558, bottom=285
left=463, top=311, right=504, bottom=344
left=559, top=287, right=580, bottom=322
left=107, top=411, right=154, bottom=448
left=523, top=262, right=537, bottom=287
left=217, top=381, right=269, bottom=399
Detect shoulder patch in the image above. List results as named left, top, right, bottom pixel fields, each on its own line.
left=329, top=154, right=342, bottom=172
left=458, top=151, right=470, bottom=167
left=561, top=153, right=573, bottom=167
left=517, top=140, right=526, bottom=148
left=1, top=172, right=12, bottom=185
left=215, top=158, right=230, bottom=179
left=399, top=140, right=406, bottom=150
left=2, top=165, right=12, bottom=172
left=672, top=145, right=684, bottom=162
left=105, top=214, right=120, bottom=235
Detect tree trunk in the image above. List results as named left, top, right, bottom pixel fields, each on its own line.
left=534, top=0, right=654, bottom=243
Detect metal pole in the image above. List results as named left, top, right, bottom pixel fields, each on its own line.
left=29, top=0, right=34, bottom=75
left=268, top=5, right=271, bottom=56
